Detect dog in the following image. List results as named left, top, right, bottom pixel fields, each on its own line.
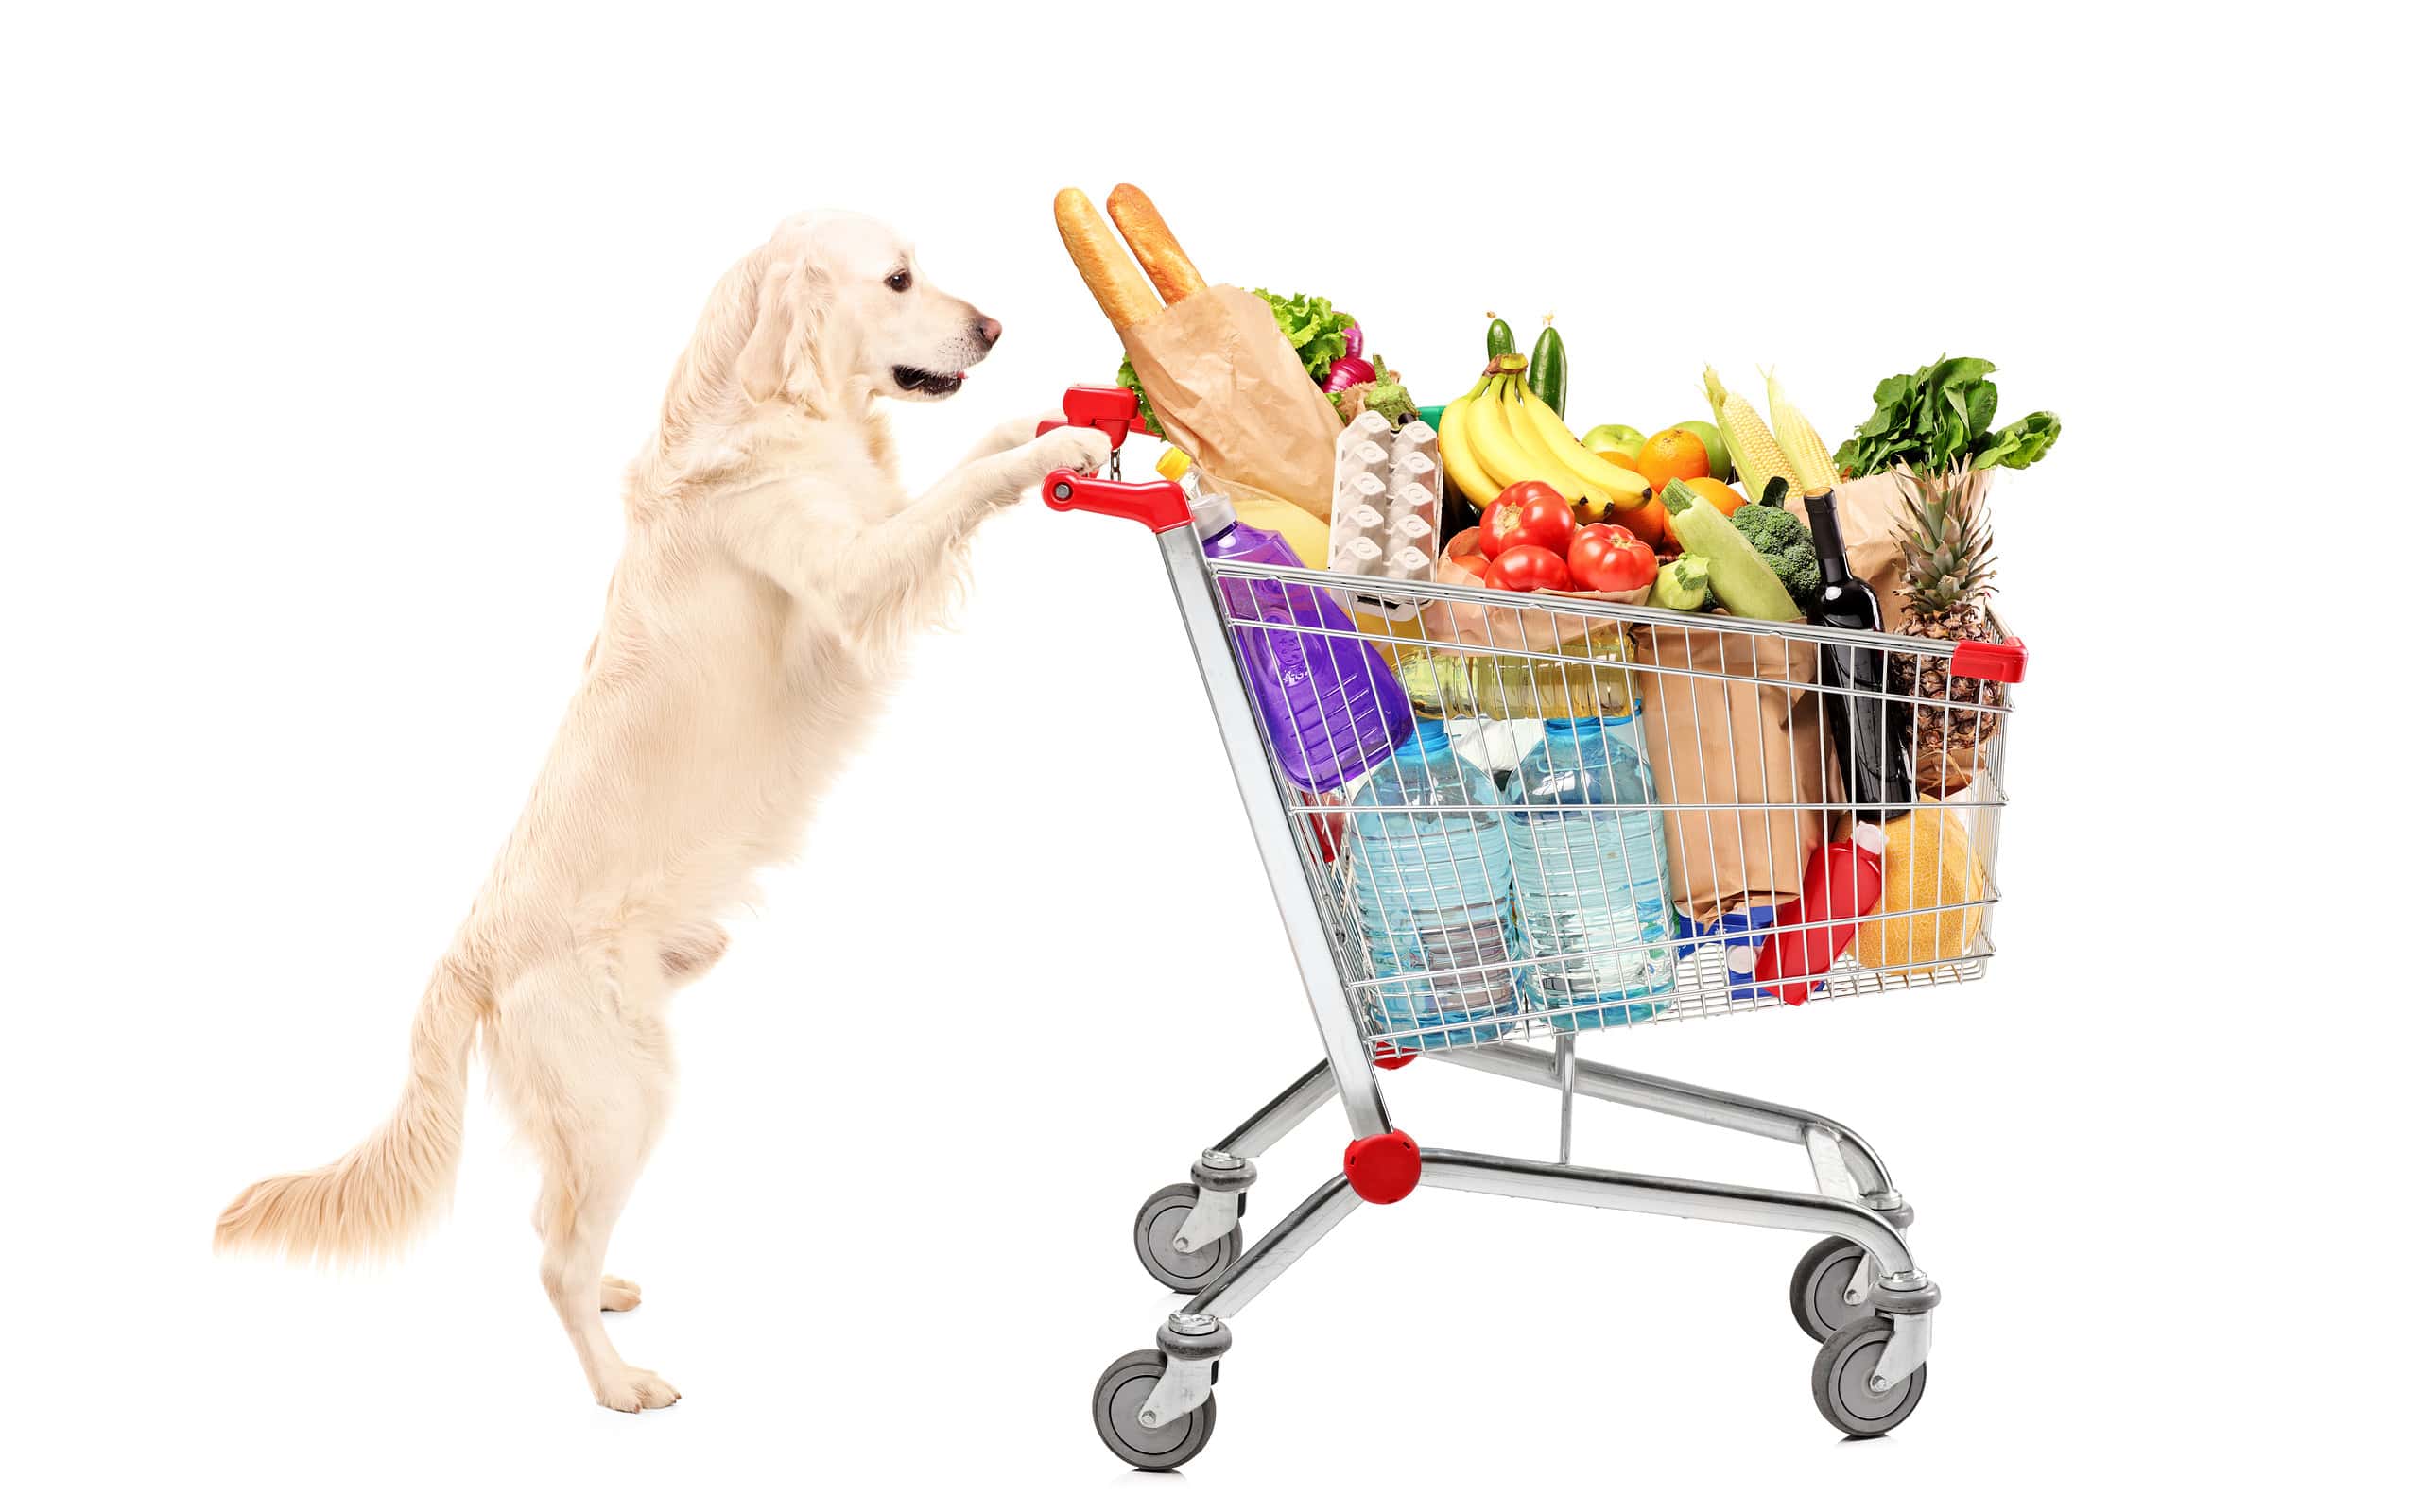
left=215, top=210, right=1112, bottom=1410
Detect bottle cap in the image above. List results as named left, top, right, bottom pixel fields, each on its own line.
left=1155, top=449, right=1192, bottom=484
left=1191, top=490, right=1236, bottom=536
left=1850, top=822, right=1887, bottom=856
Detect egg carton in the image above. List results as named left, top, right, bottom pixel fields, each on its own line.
left=1328, top=409, right=1440, bottom=617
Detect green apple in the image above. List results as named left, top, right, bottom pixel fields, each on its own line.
left=1674, top=419, right=1733, bottom=483
left=1582, top=423, right=1647, bottom=451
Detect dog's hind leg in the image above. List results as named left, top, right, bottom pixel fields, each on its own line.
left=491, top=954, right=681, bottom=1411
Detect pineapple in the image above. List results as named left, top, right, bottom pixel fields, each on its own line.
left=1888, top=460, right=2004, bottom=764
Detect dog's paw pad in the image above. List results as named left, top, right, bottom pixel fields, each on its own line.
left=599, top=1275, right=643, bottom=1312
left=595, top=1367, right=681, bottom=1412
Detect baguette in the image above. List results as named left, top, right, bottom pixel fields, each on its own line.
left=1054, top=187, right=1160, bottom=333
left=1105, top=183, right=1206, bottom=303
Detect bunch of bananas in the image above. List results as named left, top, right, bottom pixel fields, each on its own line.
left=1440, top=355, right=1652, bottom=522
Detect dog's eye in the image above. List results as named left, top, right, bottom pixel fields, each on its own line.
left=885, top=270, right=912, bottom=292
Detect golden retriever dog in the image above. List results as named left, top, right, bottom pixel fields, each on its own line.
left=215, top=210, right=1111, bottom=1410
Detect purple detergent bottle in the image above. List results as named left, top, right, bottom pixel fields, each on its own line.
left=1193, top=491, right=1412, bottom=792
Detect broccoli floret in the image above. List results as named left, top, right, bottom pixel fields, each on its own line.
left=1729, top=501, right=1821, bottom=606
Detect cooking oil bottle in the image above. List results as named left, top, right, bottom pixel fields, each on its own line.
left=1392, top=622, right=1640, bottom=723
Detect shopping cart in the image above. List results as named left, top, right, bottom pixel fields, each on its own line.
left=1038, top=387, right=2024, bottom=1467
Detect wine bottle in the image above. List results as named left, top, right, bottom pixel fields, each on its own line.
left=1803, top=493, right=1913, bottom=822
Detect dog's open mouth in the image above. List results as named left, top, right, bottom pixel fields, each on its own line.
left=891, top=366, right=965, bottom=397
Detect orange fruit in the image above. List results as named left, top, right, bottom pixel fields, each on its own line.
left=1679, top=475, right=1749, bottom=517
left=1612, top=495, right=1668, bottom=549
left=1636, top=427, right=1710, bottom=493
left=1595, top=446, right=1641, bottom=470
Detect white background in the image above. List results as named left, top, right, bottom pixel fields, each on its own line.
left=4, top=3, right=2403, bottom=1505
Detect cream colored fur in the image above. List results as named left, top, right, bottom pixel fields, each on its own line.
left=214, top=211, right=1109, bottom=1411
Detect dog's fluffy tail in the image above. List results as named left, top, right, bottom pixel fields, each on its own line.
left=215, top=957, right=486, bottom=1263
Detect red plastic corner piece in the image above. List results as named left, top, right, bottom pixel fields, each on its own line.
left=1947, top=635, right=2027, bottom=684
left=1035, top=385, right=1146, bottom=449
left=1343, top=1131, right=1422, bottom=1204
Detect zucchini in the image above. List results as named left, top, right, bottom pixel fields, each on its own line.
left=1662, top=481, right=1802, bottom=623
left=1530, top=319, right=1567, bottom=417
left=1650, top=553, right=1712, bottom=611
left=1485, top=313, right=1517, bottom=362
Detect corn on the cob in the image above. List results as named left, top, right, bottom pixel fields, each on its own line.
left=1763, top=369, right=1840, bottom=496
left=1703, top=365, right=1799, bottom=501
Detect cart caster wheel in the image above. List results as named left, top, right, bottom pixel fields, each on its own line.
left=1093, top=1349, right=1217, bottom=1471
left=1133, top=1183, right=1242, bottom=1293
left=1789, top=1236, right=1877, bottom=1342
left=1812, top=1318, right=1927, bottom=1438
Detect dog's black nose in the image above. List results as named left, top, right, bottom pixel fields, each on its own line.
left=976, top=316, right=1002, bottom=348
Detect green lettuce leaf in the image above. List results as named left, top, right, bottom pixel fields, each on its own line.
left=1972, top=410, right=2060, bottom=470
left=1251, top=288, right=1356, bottom=383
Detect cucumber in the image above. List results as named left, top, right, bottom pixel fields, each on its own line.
left=1530, top=320, right=1567, bottom=418
left=1662, top=481, right=1802, bottom=623
left=1485, top=313, right=1517, bottom=362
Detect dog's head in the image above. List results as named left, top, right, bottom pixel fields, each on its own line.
left=725, top=210, right=998, bottom=414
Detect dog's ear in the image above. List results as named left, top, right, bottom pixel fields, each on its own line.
left=735, top=256, right=835, bottom=410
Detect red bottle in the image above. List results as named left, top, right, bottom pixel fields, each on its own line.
left=1754, top=824, right=1886, bottom=1005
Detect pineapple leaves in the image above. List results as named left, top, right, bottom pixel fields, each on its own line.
left=1834, top=355, right=2057, bottom=477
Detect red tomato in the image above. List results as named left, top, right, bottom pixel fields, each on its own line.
left=1478, top=480, right=1566, bottom=558
left=1484, top=543, right=1572, bottom=593
left=1565, top=523, right=1657, bottom=593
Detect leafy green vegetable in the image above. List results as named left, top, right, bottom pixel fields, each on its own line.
left=1252, top=288, right=1357, bottom=383
left=1973, top=410, right=2060, bottom=470
left=1832, top=355, right=2059, bottom=477
left=1115, top=288, right=1357, bottom=439
left=1115, top=355, right=1162, bottom=438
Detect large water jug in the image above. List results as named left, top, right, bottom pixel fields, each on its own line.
left=1504, top=716, right=1675, bottom=1029
left=1196, top=492, right=1411, bottom=792
left=1347, top=722, right=1520, bottom=1051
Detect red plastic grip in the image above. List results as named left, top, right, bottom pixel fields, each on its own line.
left=1947, top=635, right=2027, bottom=684
left=1044, top=470, right=1190, bottom=532
left=1343, top=1130, right=1422, bottom=1204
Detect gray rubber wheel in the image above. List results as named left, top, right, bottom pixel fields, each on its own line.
left=1133, top=1183, right=1242, bottom=1293
left=1812, top=1318, right=1927, bottom=1437
left=1789, top=1237, right=1877, bottom=1342
left=1093, top=1349, right=1217, bottom=1471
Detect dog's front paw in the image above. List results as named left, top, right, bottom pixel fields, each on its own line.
left=1028, top=426, right=1111, bottom=483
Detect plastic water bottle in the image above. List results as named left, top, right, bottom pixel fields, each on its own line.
left=1504, top=716, right=1675, bottom=1029
left=1347, top=722, right=1520, bottom=1051
left=1194, top=490, right=1411, bottom=792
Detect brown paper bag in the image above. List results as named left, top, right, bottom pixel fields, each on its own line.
left=1118, top=285, right=1343, bottom=520
left=1803, top=470, right=2004, bottom=793
left=1807, top=468, right=1996, bottom=632
left=1634, top=622, right=1833, bottom=924
left=1418, top=527, right=1651, bottom=652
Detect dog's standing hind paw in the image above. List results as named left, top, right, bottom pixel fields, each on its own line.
left=594, top=1366, right=682, bottom=1413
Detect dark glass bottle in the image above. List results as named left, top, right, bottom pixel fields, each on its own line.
left=1804, top=493, right=1913, bottom=822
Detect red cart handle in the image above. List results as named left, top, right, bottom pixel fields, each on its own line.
left=1036, top=385, right=1189, bottom=534
left=1947, top=636, right=2027, bottom=684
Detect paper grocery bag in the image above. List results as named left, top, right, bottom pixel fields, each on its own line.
left=1420, top=527, right=1651, bottom=651
left=1810, top=467, right=1996, bottom=633
left=1634, top=622, right=1832, bottom=924
left=1812, top=469, right=2004, bottom=793
left=1119, top=284, right=1343, bottom=520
